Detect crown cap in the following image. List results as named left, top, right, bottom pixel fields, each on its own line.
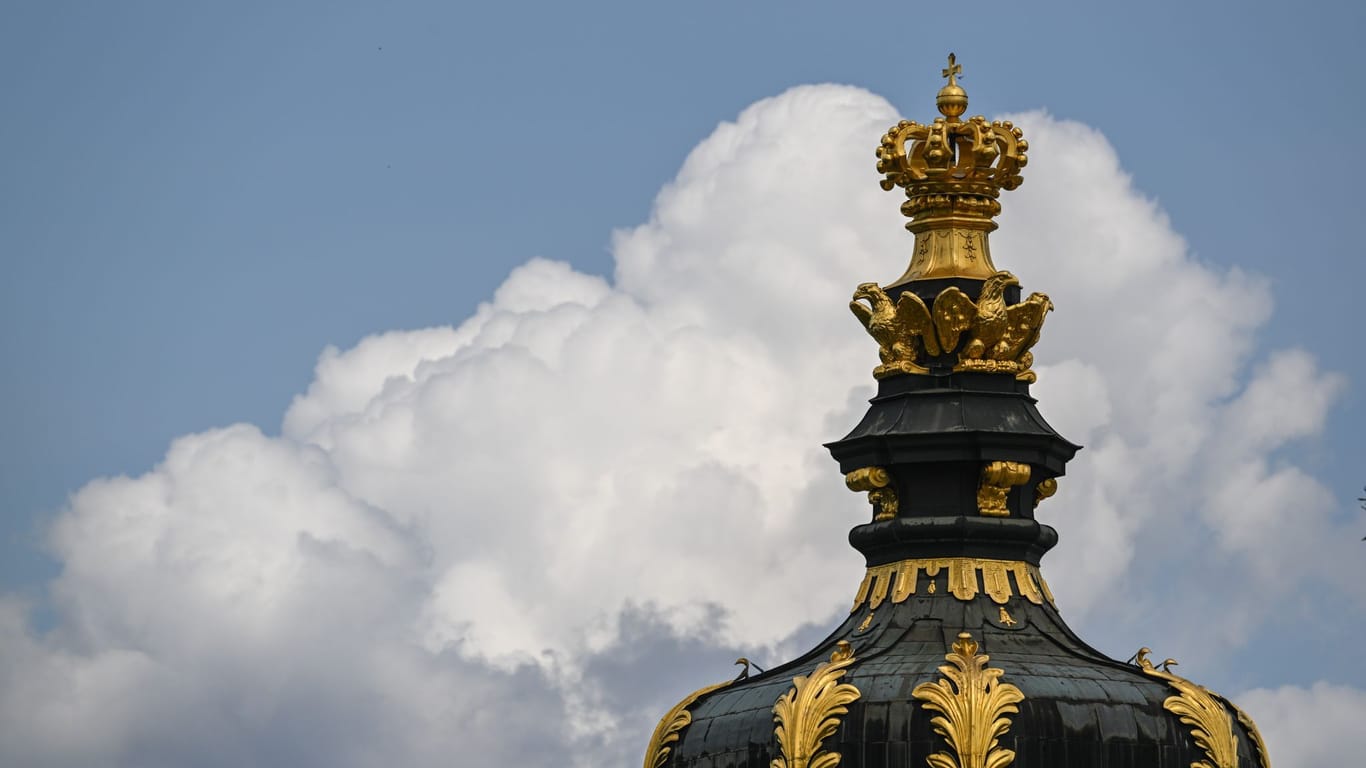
left=875, top=53, right=1028, bottom=283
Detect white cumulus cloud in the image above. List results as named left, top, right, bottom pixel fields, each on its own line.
left=1239, top=682, right=1366, bottom=768
left=2, top=84, right=1360, bottom=767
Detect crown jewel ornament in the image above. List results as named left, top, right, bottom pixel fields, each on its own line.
left=875, top=53, right=1029, bottom=284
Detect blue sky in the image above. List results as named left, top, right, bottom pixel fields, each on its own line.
left=5, top=3, right=1362, bottom=586
left=2, top=3, right=1364, bottom=766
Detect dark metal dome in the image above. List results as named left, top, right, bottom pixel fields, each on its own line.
left=642, top=55, right=1269, bottom=768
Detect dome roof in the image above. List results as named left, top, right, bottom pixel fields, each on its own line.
left=649, top=574, right=1268, bottom=768
left=643, top=55, right=1270, bottom=768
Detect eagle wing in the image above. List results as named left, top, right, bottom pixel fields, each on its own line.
left=932, top=287, right=977, bottom=353
left=1000, top=293, right=1053, bottom=357
left=849, top=298, right=874, bottom=330
left=894, top=291, right=939, bottom=356
left=848, top=282, right=884, bottom=331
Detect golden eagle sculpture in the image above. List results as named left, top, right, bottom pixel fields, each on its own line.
left=850, top=271, right=1051, bottom=382
left=934, top=270, right=1052, bottom=381
left=850, top=282, right=939, bottom=377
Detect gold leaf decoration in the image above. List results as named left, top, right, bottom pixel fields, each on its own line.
left=849, top=557, right=1054, bottom=612
left=1134, top=649, right=1239, bottom=768
left=1033, top=478, right=1057, bottom=508
left=642, top=679, right=733, bottom=768
left=855, top=612, right=875, bottom=633
left=912, top=632, right=1024, bottom=768
left=1232, top=702, right=1271, bottom=768
left=1204, top=685, right=1270, bottom=768
left=845, top=466, right=898, bottom=521
left=771, top=641, right=861, bottom=768
left=977, top=461, right=1031, bottom=517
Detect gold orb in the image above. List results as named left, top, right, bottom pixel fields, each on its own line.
left=936, top=84, right=968, bottom=120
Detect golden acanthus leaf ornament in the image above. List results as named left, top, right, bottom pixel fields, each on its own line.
left=771, top=641, right=861, bottom=768
left=912, top=632, right=1025, bottom=768
left=1231, top=701, right=1271, bottom=768
left=643, top=678, right=734, bottom=768
left=1198, top=693, right=1270, bottom=768
left=1134, top=648, right=1239, bottom=768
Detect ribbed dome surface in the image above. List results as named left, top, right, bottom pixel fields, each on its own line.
left=663, top=579, right=1266, bottom=768
left=643, top=55, right=1268, bottom=768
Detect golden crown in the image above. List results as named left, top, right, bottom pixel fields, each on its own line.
left=874, top=54, right=1028, bottom=283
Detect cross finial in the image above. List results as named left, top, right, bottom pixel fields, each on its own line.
left=941, top=53, right=962, bottom=87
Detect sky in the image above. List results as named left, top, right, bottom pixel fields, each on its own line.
left=1, top=2, right=1364, bottom=766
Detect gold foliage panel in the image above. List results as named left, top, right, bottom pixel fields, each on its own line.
left=913, top=632, right=1025, bottom=768
left=1134, top=648, right=1243, bottom=768
left=850, top=557, right=1055, bottom=612
left=771, top=641, right=862, bottom=768
left=642, top=678, right=734, bottom=768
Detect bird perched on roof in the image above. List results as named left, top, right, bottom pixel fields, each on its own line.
left=733, top=657, right=765, bottom=681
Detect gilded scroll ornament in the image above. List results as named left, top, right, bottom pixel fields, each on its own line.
left=913, top=632, right=1024, bottom=768
left=850, top=557, right=1054, bottom=611
left=867, top=487, right=897, bottom=520
left=1133, top=649, right=1238, bottom=768
left=1033, top=478, right=1057, bottom=508
left=978, top=461, right=1031, bottom=516
left=643, top=677, right=734, bottom=768
left=845, top=466, right=897, bottom=520
left=771, top=641, right=861, bottom=768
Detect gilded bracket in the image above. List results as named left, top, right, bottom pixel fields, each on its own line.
left=850, top=557, right=1055, bottom=611
left=771, top=641, right=861, bottom=768
left=978, top=461, right=1031, bottom=516
left=845, top=466, right=897, bottom=520
left=1033, top=478, right=1057, bottom=508
left=643, top=677, right=734, bottom=768
left=913, top=632, right=1025, bottom=768
left=1133, top=649, right=1241, bottom=768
